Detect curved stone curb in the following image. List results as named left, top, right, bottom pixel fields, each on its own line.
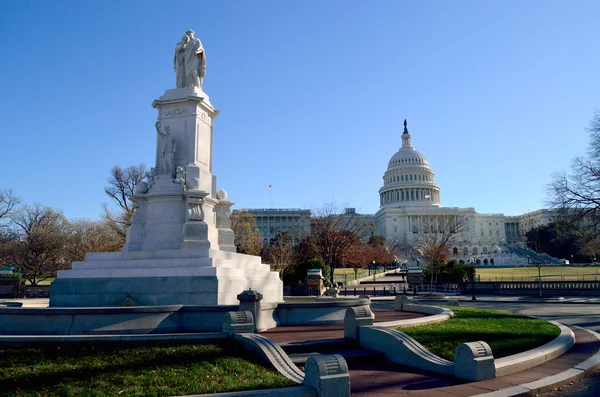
left=571, top=326, right=600, bottom=375
left=472, top=326, right=600, bottom=397
left=518, top=296, right=564, bottom=302
left=376, top=304, right=454, bottom=328
left=234, top=333, right=305, bottom=384
left=0, top=332, right=229, bottom=347
left=495, top=321, right=574, bottom=377
left=174, top=385, right=317, bottom=397
left=359, top=326, right=455, bottom=376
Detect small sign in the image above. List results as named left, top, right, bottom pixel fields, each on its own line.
left=0, top=266, right=13, bottom=275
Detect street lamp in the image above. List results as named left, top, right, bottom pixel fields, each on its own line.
left=470, top=255, right=477, bottom=301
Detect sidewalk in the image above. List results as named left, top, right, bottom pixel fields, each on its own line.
left=0, top=298, right=49, bottom=308
left=368, top=295, right=600, bottom=304
left=262, top=309, right=600, bottom=397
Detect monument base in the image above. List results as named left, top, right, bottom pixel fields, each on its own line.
left=49, top=249, right=283, bottom=307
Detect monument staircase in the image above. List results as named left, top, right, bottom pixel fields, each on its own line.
left=508, top=244, right=563, bottom=265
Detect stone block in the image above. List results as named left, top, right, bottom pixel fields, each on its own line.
left=344, top=306, right=373, bottom=340
left=236, top=289, right=277, bottom=331
left=303, top=354, right=350, bottom=397
left=454, top=341, right=496, bottom=381
left=395, top=295, right=409, bottom=311
left=223, top=311, right=254, bottom=336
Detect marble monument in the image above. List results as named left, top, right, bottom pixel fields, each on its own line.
left=49, top=30, right=283, bottom=307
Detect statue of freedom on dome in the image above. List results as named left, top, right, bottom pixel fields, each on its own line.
left=174, top=29, right=206, bottom=89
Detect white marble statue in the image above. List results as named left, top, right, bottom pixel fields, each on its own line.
left=155, top=121, right=175, bottom=176
left=174, top=29, right=206, bottom=89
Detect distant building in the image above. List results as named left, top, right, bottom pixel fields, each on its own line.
left=241, top=208, right=311, bottom=244
left=375, top=120, right=559, bottom=264
left=236, top=122, right=562, bottom=265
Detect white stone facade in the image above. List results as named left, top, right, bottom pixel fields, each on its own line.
left=242, top=208, right=311, bottom=244
left=375, top=122, right=549, bottom=265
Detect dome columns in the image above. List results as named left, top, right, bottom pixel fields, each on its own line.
left=380, top=187, right=440, bottom=206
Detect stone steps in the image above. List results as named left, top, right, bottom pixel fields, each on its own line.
left=57, top=265, right=280, bottom=279
left=288, top=349, right=385, bottom=366
left=71, top=257, right=268, bottom=270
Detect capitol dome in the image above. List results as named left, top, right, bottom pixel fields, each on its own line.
left=379, top=120, right=441, bottom=208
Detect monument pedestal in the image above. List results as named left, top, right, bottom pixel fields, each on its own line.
left=50, top=71, right=283, bottom=308
left=50, top=248, right=282, bottom=307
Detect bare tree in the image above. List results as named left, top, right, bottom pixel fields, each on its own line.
left=5, top=204, right=70, bottom=285
left=64, top=218, right=124, bottom=262
left=413, top=213, right=468, bottom=290
left=547, top=110, right=600, bottom=242
left=230, top=210, right=263, bottom=256
left=343, top=242, right=372, bottom=279
left=310, top=203, right=374, bottom=284
left=103, top=163, right=147, bottom=244
left=264, top=231, right=294, bottom=276
left=0, top=189, right=19, bottom=227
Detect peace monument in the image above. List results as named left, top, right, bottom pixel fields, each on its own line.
left=49, top=31, right=283, bottom=307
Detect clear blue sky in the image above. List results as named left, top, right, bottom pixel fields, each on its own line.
left=1, top=1, right=598, bottom=220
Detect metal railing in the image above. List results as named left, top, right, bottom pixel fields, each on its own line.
left=333, top=266, right=388, bottom=285
left=415, top=284, right=462, bottom=296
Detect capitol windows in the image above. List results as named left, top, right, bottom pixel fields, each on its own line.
left=489, top=230, right=492, bottom=236
left=480, top=230, right=484, bottom=236
left=410, top=175, right=413, bottom=181
left=394, top=226, right=398, bottom=233
left=496, top=230, right=500, bottom=236
left=463, top=247, right=469, bottom=255
left=473, top=247, right=478, bottom=255
left=483, top=247, right=488, bottom=254
left=453, top=247, right=458, bottom=255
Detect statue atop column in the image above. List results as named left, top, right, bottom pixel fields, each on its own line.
left=174, top=29, right=206, bottom=89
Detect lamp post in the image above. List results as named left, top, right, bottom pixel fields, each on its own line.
left=371, top=260, right=376, bottom=279
left=470, top=255, right=477, bottom=301
left=537, top=259, right=543, bottom=297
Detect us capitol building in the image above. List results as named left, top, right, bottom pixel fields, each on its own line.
left=375, top=120, right=559, bottom=264
left=241, top=121, right=561, bottom=265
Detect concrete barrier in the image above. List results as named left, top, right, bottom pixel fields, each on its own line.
left=343, top=306, right=373, bottom=341
left=454, top=341, right=495, bottom=381
left=234, top=333, right=305, bottom=384
left=359, top=326, right=454, bottom=376
left=303, top=354, right=350, bottom=397
left=223, top=311, right=254, bottom=336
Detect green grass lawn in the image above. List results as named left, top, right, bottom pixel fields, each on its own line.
left=401, top=307, right=560, bottom=361
left=476, top=266, right=600, bottom=282
left=0, top=342, right=295, bottom=397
